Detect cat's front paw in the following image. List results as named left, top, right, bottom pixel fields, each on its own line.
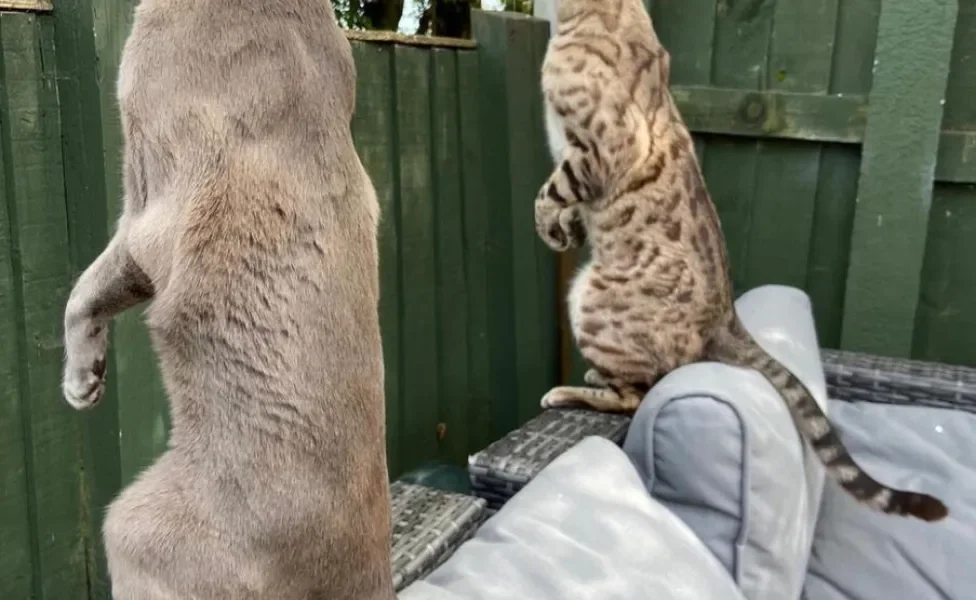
left=62, top=328, right=108, bottom=410
left=535, top=194, right=584, bottom=252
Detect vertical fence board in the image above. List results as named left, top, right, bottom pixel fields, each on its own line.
left=430, top=48, right=470, bottom=464
left=745, top=0, right=836, bottom=292
left=394, top=45, right=440, bottom=473
left=456, top=50, right=494, bottom=453
left=351, top=42, right=402, bottom=477
left=0, top=13, right=87, bottom=599
left=700, top=1, right=775, bottom=295
left=841, top=0, right=958, bottom=356
left=804, top=0, right=879, bottom=348
left=913, top=185, right=976, bottom=366
left=505, top=17, right=557, bottom=425
left=0, top=34, right=34, bottom=600
left=473, top=12, right=519, bottom=439
left=651, top=0, right=715, bottom=86
left=941, top=0, right=976, bottom=131
left=503, top=16, right=547, bottom=424
left=913, top=1, right=976, bottom=365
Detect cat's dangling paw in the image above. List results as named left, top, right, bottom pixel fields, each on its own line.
left=62, top=327, right=108, bottom=410
left=535, top=191, right=585, bottom=252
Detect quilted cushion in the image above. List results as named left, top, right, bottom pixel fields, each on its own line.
left=803, top=400, right=976, bottom=600
left=622, top=284, right=827, bottom=600
left=399, top=436, right=746, bottom=600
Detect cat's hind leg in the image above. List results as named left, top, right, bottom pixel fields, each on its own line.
left=541, top=382, right=643, bottom=413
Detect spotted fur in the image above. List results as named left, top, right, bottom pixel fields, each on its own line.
left=535, top=0, right=947, bottom=522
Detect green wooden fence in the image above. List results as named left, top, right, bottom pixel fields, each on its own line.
left=649, top=0, right=976, bottom=364
left=2, top=0, right=976, bottom=598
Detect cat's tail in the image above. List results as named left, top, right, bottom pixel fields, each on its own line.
left=706, top=317, right=948, bottom=522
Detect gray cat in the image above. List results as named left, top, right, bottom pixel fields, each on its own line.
left=61, top=1, right=396, bottom=597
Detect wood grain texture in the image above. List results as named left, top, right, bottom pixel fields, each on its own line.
left=0, top=0, right=52, bottom=12
left=913, top=185, right=976, bottom=367
left=456, top=49, right=494, bottom=453
left=430, top=48, right=470, bottom=464
left=0, top=12, right=86, bottom=599
left=394, top=45, right=440, bottom=473
left=472, top=11, right=519, bottom=439
left=747, top=0, right=835, bottom=332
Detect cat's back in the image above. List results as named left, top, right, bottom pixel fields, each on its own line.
left=120, top=0, right=359, bottom=183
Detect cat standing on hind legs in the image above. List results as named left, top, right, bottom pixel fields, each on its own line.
left=61, top=1, right=397, bottom=598
left=534, top=0, right=948, bottom=522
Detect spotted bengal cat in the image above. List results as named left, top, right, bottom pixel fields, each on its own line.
left=533, top=0, right=947, bottom=521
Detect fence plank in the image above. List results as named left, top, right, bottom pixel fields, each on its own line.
left=456, top=50, right=494, bottom=453
left=913, top=185, right=976, bottom=366
left=430, top=48, right=470, bottom=464
left=351, top=41, right=402, bottom=477
left=504, top=16, right=557, bottom=425
left=394, top=45, right=440, bottom=472
left=700, top=0, right=775, bottom=295
left=651, top=0, right=716, bottom=86
left=0, top=13, right=87, bottom=599
left=0, top=35, right=34, bottom=600
left=803, top=0, right=880, bottom=349
left=841, top=0, right=958, bottom=356
left=472, top=11, right=519, bottom=438
left=744, top=0, right=836, bottom=297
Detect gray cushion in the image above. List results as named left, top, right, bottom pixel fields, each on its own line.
left=623, top=284, right=827, bottom=600
left=399, top=436, right=746, bottom=600
left=803, top=400, right=976, bottom=600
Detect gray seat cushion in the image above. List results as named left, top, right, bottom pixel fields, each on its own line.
left=803, top=400, right=976, bottom=600
left=623, top=284, right=827, bottom=600
left=399, top=437, right=746, bottom=600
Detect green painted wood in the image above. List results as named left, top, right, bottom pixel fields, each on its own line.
left=804, top=0, right=879, bottom=349
left=699, top=0, right=774, bottom=295
left=651, top=0, right=715, bottom=86
left=0, top=33, right=34, bottom=600
left=393, top=45, right=440, bottom=473
left=50, top=0, right=121, bottom=594
left=430, top=48, right=470, bottom=464
left=745, top=0, right=834, bottom=300
left=472, top=11, right=520, bottom=439
left=806, top=145, right=860, bottom=348
left=456, top=50, right=495, bottom=453
left=913, top=1, right=976, bottom=367
left=841, top=0, right=958, bottom=357
left=672, top=86, right=866, bottom=144
left=504, top=17, right=557, bottom=425
left=935, top=132, right=976, bottom=184
left=942, top=0, right=976, bottom=132
left=350, top=41, right=402, bottom=478
left=0, top=13, right=88, bottom=599
left=913, top=184, right=976, bottom=366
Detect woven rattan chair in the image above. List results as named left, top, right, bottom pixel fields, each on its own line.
left=467, top=348, right=976, bottom=510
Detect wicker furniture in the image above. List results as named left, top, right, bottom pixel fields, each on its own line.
left=467, top=348, right=976, bottom=509
left=389, top=481, right=487, bottom=591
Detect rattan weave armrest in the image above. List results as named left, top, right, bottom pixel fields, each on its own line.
left=467, top=408, right=631, bottom=509
left=821, top=348, right=976, bottom=415
left=389, top=481, right=487, bottom=590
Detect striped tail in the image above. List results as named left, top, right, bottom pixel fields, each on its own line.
left=706, top=319, right=948, bottom=522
